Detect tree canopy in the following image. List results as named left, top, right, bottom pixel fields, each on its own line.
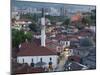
left=62, top=18, right=70, bottom=29
left=82, top=16, right=91, bottom=25
left=82, top=8, right=96, bottom=26
left=12, top=29, right=32, bottom=48
left=63, top=18, right=70, bottom=25
left=91, top=9, right=96, bottom=24
left=20, top=13, right=41, bottom=22
left=29, top=22, right=38, bottom=32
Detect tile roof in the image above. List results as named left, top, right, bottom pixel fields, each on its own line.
left=17, top=39, right=57, bottom=56
left=71, top=15, right=82, bottom=22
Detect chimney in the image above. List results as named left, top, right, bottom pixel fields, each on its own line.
left=41, top=8, right=46, bottom=47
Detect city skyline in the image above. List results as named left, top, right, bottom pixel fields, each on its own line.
left=12, top=0, right=96, bottom=13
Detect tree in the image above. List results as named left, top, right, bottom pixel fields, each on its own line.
left=20, top=13, right=38, bottom=22
left=63, top=18, right=70, bottom=28
left=91, top=9, right=96, bottom=25
left=82, top=16, right=91, bottom=26
left=12, top=29, right=32, bottom=48
left=82, top=8, right=96, bottom=26
left=25, top=31, right=33, bottom=41
left=63, top=18, right=70, bottom=25
left=12, top=29, right=25, bottom=48
left=29, top=22, right=38, bottom=32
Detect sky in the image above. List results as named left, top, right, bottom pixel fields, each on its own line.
left=11, top=0, right=96, bottom=13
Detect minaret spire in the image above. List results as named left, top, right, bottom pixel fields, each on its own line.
left=41, top=8, right=46, bottom=47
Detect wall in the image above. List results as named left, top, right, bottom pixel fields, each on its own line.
left=17, top=55, right=58, bottom=68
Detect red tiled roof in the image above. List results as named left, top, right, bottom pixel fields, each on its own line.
left=17, top=40, right=57, bottom=56
left=71, top=15, right=81, bottom=22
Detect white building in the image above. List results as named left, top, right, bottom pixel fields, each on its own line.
left=12, top=19, right=32, bottom=30
left=17, top=41, right=58, bottom=69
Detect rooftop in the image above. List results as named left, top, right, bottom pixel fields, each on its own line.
left=17, top=39, right=57, bottom=56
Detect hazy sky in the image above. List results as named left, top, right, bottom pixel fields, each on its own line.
left=12, top=0, right=96, bottom=13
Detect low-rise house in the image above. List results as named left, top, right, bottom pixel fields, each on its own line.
left=12, top=19, right=32, bottom=30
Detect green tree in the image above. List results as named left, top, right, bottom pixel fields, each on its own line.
left=82, top=16, right=91, bottom=26
left=63, top=18, right=70, bottom=28
left=91, top=9, right=96, bottom=24
left=20, top=13, right=38, bottom=22
left=12, top=29, right=25, bottom=48
left=29, top=22, right=38, bottom=32
left=82, top=9, right=96, bottom=26
left=12, top=29, right=32, bottom=48
left=63, top=18, right=70, bottom=25
left=25, top=31, right=33, bottom=41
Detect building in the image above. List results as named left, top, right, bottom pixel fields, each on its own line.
left=17, top=10, right=58, bottom=70
left=12, top=19, right=32, bottom=30
left=17, top=40, right=58, bottom=69
left=71, top=11, right=83, bottom=23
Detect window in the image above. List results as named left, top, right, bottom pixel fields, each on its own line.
left=31, top=58, right=34, bottom=67
left=22, top=58, right=24, bottom=63
left=40, top=58, right=42, bottom=62
left=31, top=58, right=33, bottom=63
left=50, top=57, right=52, bottom=61
left=49, top=57, right=53, bottom=66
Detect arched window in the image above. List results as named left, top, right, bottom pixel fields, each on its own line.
left=49, top=57, right=52, bottom=65
left=40, top=58, right=42, bottom=62
left=31, top=58, right=34, bottom=67
left=50, top=57, right=52, bottom=61
left=48, top=58, right=53, bottom=70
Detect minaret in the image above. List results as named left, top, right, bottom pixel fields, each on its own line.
left=41, top=8, right=46, bottom=47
